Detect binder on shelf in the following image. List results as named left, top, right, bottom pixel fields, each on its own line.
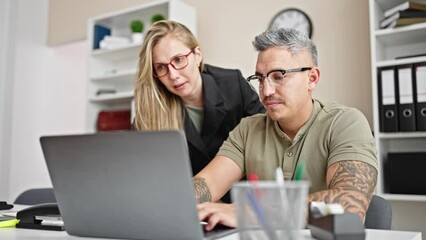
left=397, top=64, right=416, bottom=131
left=96, top=110, right=131, bottom=132
left=93, top=24, right=111, bottom=50
left=384, top=1, right=426, bottom=18
left=383, top=17, right=426, bottom=29
left=395, top=53, right=426, bottom=60
left=378, top=67, right=398, bottom=132
left=395, top=17, right=426, bottom=27
left=380, top=9, right=426, bottom=29
left=386, top=152, right=426, bottom=195
left=413, top=62, right=426, bottom=131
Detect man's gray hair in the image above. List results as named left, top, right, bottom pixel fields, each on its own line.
left=252, top=28, right=318, bottom=66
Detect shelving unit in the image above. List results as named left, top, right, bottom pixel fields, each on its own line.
left=86, top=0, right=196, bottom=132
left=369, top=0, right=426, bottom=201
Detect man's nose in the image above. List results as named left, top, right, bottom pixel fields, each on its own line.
left=261, top=79, right=275, bottom=96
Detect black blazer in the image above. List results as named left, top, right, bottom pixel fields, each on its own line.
left=185, top=64, right=265, bottom=202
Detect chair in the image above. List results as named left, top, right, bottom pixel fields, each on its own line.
left=14, top=188, right=56, bottom=205
left=364, top=195, right=392, bottom=230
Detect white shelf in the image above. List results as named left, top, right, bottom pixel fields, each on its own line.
left=89, top=91, right=134, bottom=103
left=376, top=56, right=426, bottom=68
left=90, top=69, right=137, bottom=83
left=369, top=0, right=426, bottom=202
left=91, top=43, right=141, bottom=61
left=377, top=132, right=426, bottom=139
left=380, top=193, right=426, bottom=202
left=375, top=23, right=426, bottom=48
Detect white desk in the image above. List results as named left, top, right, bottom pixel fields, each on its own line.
left=0, top=227, right=422, bottom=240
left=1, top=206, right=422, bottom=240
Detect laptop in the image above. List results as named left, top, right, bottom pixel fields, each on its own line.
left=40, top=130, right=236, bottom=240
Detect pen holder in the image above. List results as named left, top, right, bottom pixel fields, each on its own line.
left=231, top=181, right=309, bottom=240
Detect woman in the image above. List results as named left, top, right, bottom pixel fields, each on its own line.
left=133, top=21, right=264, bottom=201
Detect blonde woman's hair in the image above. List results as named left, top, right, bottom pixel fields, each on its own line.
left=133, top=20, right=203, bottom=131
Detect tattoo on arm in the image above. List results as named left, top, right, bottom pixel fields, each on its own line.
left=193, top=177, right=212, bottom=203
left=309, top=161, right=378, bottom=219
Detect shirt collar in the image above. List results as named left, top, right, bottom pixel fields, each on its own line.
left=272, top=99, right=321, bottom=143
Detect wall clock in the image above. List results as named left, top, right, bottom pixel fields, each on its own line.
left=269, top=8, right=313, bottom=38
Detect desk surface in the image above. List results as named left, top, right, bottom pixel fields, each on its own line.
left=1, top=206, right=422, bottom=240
left=0, top=227, right=422, bottom=240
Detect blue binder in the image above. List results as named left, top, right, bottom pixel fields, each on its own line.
left=93, top=24, right=110, bottom=50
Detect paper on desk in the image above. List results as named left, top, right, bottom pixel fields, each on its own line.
left=310, top=202, right=344, bottom=218
left=0, top=210, right=17, bottom=217
left=35, top=215, right=64, bottom=227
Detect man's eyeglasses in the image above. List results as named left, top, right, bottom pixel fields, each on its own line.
left=153, top=50, right=194, bottom=77
left=247, top=67, right=312, bottom=89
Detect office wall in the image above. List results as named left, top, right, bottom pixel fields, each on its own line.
left=5, top=0, right=87, bottom=202
left=47, top=0, right=148, bottom=45
left=3, top=0, right=426, bottom=236
left=0, top=0, right=15, bottom=201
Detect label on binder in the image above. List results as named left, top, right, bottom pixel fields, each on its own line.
left=382, top=69, right=396, bottom=105
left=398, top=67, right=414, bottom=104
left=417, top=66, right=426, bottom=102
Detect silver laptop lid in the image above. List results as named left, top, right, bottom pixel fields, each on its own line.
left=40, top=130, right=205, bottom=240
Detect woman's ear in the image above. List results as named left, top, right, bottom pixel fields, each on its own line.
left=308, top=67, right=320, bottom=91
left=193, top=46, right=202, bottom=66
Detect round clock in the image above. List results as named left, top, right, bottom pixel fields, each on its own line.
left=269, top=8, right=313, bottom=38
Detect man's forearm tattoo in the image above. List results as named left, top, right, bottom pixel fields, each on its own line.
left=193, top=177, right=212, bottom=203
left=309, top=161, right=378, bottom=219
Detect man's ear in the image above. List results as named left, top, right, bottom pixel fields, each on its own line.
left=308, top=67, right=320, bottom=91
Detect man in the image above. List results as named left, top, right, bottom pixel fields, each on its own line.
left=194, top=28, right=378, bottom=231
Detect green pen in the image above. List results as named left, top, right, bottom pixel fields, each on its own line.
left=294, top=163, right=304, bottom=180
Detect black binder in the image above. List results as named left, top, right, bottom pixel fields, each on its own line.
left=413, top=62, right=426, bottom=131
left=386, top=152, right=426, bottom=195
left=396, top=64, right=416, bottom=131
left=378, top=67, right=398, bottom=132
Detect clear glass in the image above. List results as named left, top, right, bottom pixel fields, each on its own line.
left=153, top=50, right=193, bottom=77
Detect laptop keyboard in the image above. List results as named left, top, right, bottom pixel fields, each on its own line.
left=202, top=223, right=237, bottom=239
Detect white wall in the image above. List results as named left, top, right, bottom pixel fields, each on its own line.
left=3, top=0, right=87, bottom=202
left=0, top=0, right=16, bottom=201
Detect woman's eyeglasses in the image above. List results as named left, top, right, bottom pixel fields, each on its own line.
left=153, top=50, right=194, bottom=77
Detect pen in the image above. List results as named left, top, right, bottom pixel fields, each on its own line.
left=275, top=167, right=284, bottom=185
left=246, top=190, right=266, bottom=225
left=294, top=163, right=304, bottom=181
left=248, top=172, right=259, bottom=182
left=247, top=172, right=277, bottom=240
left=248, top=172, right=263, bottom=197
left=275, top=167, right=290, bottom=228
